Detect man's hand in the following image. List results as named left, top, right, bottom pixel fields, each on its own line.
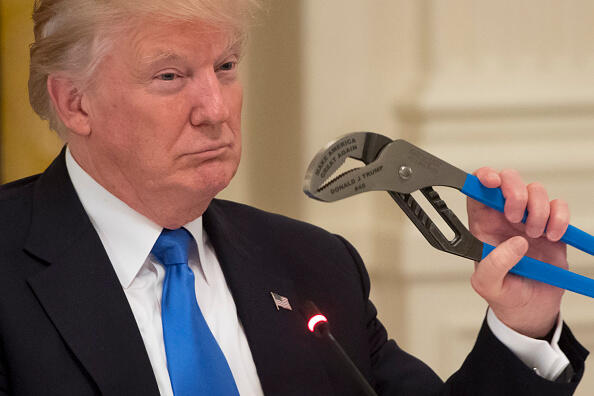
left=467, top=167, right=570, bottom=339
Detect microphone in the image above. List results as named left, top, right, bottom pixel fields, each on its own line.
left=299, top=300, right=378, bottom=396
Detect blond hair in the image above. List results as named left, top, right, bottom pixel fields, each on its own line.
left=29, top=0, right=260, bottom=137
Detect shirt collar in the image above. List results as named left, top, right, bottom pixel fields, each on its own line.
left=65, top=147, right=209, bottom=288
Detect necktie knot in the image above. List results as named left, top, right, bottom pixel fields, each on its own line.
left=151, top=228, right=192, bottom=267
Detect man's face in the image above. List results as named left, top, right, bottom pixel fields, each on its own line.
left=80, top=20, right=243, bottom=209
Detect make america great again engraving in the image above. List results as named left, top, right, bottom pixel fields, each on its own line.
left=314, top=138, right=358, bottom=180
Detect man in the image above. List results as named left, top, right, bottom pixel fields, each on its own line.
left=0, top=0, right=587, bottom=395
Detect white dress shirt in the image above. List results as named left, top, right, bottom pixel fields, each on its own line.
left=65, top=149, right=264, bottom=396
left=487, top=308, right=569, bottom=379
left=65, top=147, right=569, bottom=390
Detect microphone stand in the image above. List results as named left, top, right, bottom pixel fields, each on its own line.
left=300, top=300, right=378, bottom=396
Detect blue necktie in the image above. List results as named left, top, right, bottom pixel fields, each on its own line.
left=152, top=228, right=240, bottom=396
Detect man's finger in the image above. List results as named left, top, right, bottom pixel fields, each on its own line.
left=525, top=182, right=550, bottom=239
left=468, top=167, right=501, bottom=218
left=546, top=199, right=570, bottom=241
left=471, top=236, right=528, bottom=298
left=500, top=169, right=528, bottom=224
left=474, top=167, right=501, bottom=188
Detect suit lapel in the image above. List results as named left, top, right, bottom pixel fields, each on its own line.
left=24, top=150, right=160, bottom=395
left=204, top=202, right=334, bottom=395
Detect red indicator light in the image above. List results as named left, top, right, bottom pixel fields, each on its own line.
left=307, top=314, right=328, bottom=332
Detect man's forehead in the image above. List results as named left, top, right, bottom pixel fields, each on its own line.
left=127, top=20, right=241, bottom=56
left=127, top=31, right=242, bottom=71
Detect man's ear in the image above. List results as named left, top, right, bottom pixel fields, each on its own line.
left=47, top=75, right=91, bottom=136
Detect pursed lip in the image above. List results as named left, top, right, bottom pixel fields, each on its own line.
left=179, top=143, right=232, bottom=160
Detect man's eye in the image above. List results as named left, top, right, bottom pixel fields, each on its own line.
left=157, top=73, right=178, bottom=81
left=218, top=62, right=236, bottom=71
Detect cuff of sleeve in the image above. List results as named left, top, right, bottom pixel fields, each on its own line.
left=486, top=308, right=569, bottom=380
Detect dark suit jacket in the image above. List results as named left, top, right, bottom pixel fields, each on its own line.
left=0, top=151, right=588, bottom=395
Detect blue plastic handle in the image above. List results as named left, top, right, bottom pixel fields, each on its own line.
left=462, top=174, right=594, bottom=255
left=482, top=244, right=594, bottom=298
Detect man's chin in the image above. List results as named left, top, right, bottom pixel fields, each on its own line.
left=154, top=162, right=238, bottom=203
left=187, top=171, right=235, bottom=199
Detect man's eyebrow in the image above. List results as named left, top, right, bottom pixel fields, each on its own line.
left=225, top=39, right=244, bottom=56
left=134, top=37, right=244, bottom=76
left=138, top=51, right=189, bottom=67
left=132, top=51, right=189, bottom=81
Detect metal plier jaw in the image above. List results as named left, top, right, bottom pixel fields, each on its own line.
left=303, top=132, right=483, bottom=261
left=304, top=132, right=467, bottom=202
left=304, top=132, right=594, bottom=299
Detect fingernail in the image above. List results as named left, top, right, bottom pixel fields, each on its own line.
left=509, top=237, right=527, bottom=254
left=526, top=226, right=540, bottom=239
left=506, top=213, right=522, bottom=224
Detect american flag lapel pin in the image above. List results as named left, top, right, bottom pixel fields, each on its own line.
left=270, top=292, right=292, bottom=311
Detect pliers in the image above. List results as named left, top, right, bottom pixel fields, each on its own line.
left=303, top=132, right=594, bottom=298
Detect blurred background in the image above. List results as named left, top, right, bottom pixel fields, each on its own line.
left=2, top=0, right=594, bottom=393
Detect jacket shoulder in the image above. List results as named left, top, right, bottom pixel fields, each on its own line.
left=206, top=199, right=367, bottom=285
left=0, top=174, right=39, bottom=249
left=0, top=174, right=40, bottom=200
left=209, top=198, right=337, bottom=241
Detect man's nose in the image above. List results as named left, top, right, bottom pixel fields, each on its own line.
left=189, top=72, right=230, bottom=126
